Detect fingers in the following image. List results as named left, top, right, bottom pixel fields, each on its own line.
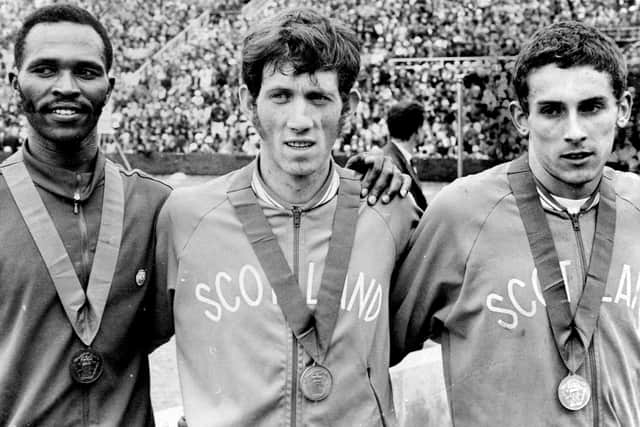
left=361, top=154, right=385, bottom=200
left=400, top=174, right=411, bottom=198
left=365, top=156, right=394, bottom=205
left=380, top=172, right=411, bottom=204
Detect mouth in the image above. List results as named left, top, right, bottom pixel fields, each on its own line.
left=42, top=103, right=89, bottom=121
left=284, top=140, right=315, bottom=149
left=561, top=151, right=593, bottom=161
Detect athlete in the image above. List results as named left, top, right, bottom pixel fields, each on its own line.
left=157, top=8, right=419, bottom=426
left=391, top=21, right=640, bottom=426
left=0, top=4, right=173, bottom=425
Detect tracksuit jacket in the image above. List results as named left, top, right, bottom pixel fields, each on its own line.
left=0, top=145, right=173, bottom=426
left=391, top=160, right=640, bottom=427
left=156, top=160, right=419, bottom=427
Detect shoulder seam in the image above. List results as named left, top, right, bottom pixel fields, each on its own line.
left=616, top=192, right=640, bottom=214
left=176, top=194, right=228, bottom=263
left=463, top=189, right=512, bottom=270
left=119, top=168, right=173, bottom=190
left=367, top=203, right=409, bottom=261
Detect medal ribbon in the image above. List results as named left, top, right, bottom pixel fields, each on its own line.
left=227, top=162, right=360, bottom=363
left=1, top=151, right=124, bottom=346
left=507, top=154, right=615, bottom=374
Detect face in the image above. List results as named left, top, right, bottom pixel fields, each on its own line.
left=241, top=63, right=356, bottom=187
left=511, top=64, right=631, bottom=198
left=10, top=22, right=114, bottom=147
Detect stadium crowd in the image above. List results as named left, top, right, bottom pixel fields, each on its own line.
left=2, top=0, right=640, bottom=171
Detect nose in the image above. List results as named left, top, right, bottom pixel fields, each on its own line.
left=286, top=99, right=313, bottom=133
left=52, top=71, right=80, bottom=97
left=564, top=110, right=587, bottom=144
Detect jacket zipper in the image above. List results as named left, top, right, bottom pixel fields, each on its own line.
left=290, top=207, right=302, bottom=426
left=568, top=214, right=587, bottom=280
left=83, top=387, right=90, bottom=425
left=568, top=213, right=598, bottom=427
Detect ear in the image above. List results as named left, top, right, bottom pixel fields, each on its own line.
left=8, top=70, right=19, bottom=91
left=509, top=100, right=529, bottom=136
left=347, top=88, right=360, bottom=114
left=108, top=76, right=115, bottom=93
left=106, top=76, right=116, bottom=101
left=238, top=84, right=255, bottom=117
left=616, top=90, right=633, bottom=128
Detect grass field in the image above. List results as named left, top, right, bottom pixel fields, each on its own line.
left=150, top=175, right=450, bottom=425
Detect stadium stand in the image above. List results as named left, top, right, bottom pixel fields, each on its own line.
left=2, top=0, right=640, bottom=170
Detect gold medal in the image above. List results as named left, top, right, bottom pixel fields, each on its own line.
left=558, top=374, right=591, bottom=411
left=300, top=364, right=333, bottom=401
left=70, top=348, right=104, bottom=384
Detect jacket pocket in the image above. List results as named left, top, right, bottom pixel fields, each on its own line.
left=367, top=367, right=388, bottom=427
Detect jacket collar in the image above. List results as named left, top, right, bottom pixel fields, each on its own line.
left=251, top=156, right=340, bottom=211
left=21, top=141, right=106, bottom=202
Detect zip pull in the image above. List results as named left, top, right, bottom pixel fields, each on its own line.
left=73, top=191, right=80, bottom=214
left=292, top=206, right=302, bottom=228
left=568, top=213, right=580, bottom=232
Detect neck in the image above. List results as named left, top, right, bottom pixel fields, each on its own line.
left=27, top=126, right=99, bottom=173
left=259, top=160, right=331, bottom=206
left=391, top=138, right=414, bottom=155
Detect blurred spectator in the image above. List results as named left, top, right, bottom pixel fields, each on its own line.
left=2, top=0, right=640, bottom=169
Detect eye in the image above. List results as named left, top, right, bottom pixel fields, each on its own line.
left=308, top=93, right=331, bottom=105
left=76, top=67, right=101, bottom=79
left=31, top=65, right=56, bottom=76
left=270, top=92, right=290, bottom=103
left=538, top=104, right=563, bottom=117
left=579, top=101, right=605, bottom=114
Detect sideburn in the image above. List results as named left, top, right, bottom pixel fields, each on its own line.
left=14, top=83, right=36, bottom=114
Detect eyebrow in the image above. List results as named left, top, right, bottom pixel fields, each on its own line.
left=578, top=96, right=608, bottom=105
left=535, top=96, right=609, bottom=106
left=26, top=57, right=105, bottom=70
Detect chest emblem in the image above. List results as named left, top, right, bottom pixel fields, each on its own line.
left=135, top=269, right=147, bottom=287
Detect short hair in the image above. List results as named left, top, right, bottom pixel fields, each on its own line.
left=14, top=4, right=113, bottom=72
left=512, top=21, right=627, bottom=113
left=387, top=101, right=425, bottom=141
left=241, top=7, right=361, bottom=103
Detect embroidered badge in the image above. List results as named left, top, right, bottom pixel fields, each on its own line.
left=135, top=269, right=147, bottom=287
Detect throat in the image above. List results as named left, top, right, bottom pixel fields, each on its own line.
left=258, top=161, right=332, bottom=206
left=26, top=127, right=99, bottom=173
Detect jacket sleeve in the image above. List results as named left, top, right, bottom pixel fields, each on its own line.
left=389, top=183, right=476, bottom=366
left=149, top=197, right=176, bottom=353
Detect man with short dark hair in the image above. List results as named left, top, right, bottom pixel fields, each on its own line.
left=0, top=4, right=173, bottom=425
left=392, top=21, right=640, bottom=426
left=384, top=100, right=428, bottom=211
left=157, top=8, right=419, bottom=426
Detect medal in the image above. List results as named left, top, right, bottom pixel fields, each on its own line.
left=300, top=364, right=333, bottom=401
left=558, top=374, right=591, bottom=411
left=70, top=348, right=104, bottom=384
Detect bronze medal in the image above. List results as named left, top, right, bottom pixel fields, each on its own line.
left=300, top=365, right=333, bottom=401
left=558, top=374, right=591, bottom=411
left=70, top=348, right=104, bottom=384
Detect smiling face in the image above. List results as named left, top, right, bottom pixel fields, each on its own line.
left=511, top=64, right=631, bottom=198
left=240, top=63, right=357, bottom=201
left=10, top=22, right=114, bottom=148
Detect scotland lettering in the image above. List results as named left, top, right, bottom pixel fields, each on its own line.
left=486, top=262, right=640, bottom=329
left=191, top=262, right=383, bottom=322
